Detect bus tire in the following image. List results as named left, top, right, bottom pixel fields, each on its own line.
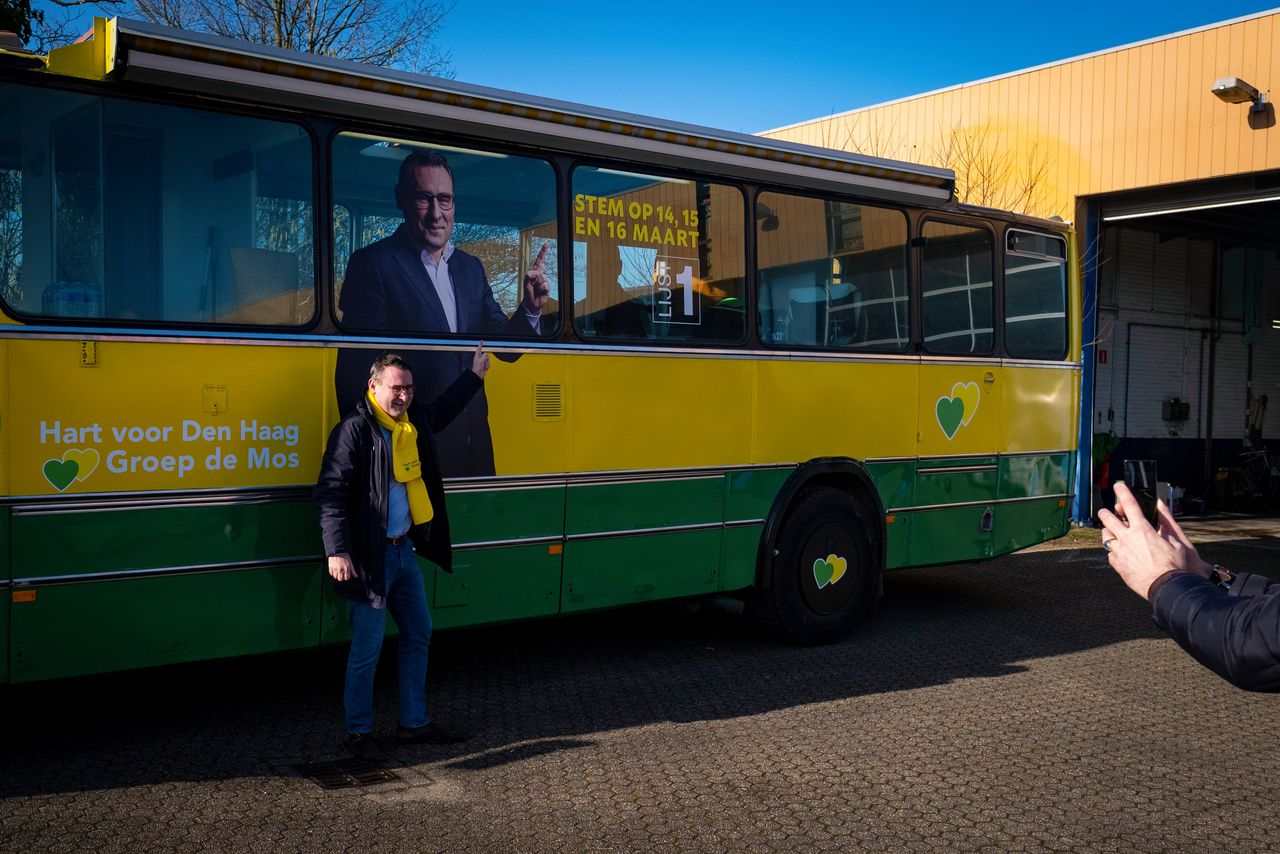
left=751, top=486, right=880, bottom=645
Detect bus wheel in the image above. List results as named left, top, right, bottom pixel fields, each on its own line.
left=751, top=486, right=879, bottom=644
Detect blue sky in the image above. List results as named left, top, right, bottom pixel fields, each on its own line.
left=442, top=1, right=1278, bottom=132
left=34, top=1, right=1280, bottom=133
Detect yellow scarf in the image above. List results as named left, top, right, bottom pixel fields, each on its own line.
left=366, top=390, right=433, bottom=524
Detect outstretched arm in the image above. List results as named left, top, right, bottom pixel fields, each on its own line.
left=1151, top=572, right=1280, bottom=691
left=415, top=342, right=486, bottom=433
left=1102, top=482, right=1280, bottom=691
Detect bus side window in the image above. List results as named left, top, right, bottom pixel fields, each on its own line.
left=755, top=191, right=908, bottom=351
left=920, top=220, right=994, bottom=355
left=570, top=167, right=745, bottom=344
left=1004, top=230, right=1068, bottom=360
left=0, top=81, right=316, bottom=327
left=330, top=134, right=559, bottom=340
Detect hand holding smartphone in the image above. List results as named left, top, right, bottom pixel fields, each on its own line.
left=1123, top=459, right=1160, bottom=527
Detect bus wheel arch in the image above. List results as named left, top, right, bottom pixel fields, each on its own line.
left=751, top=459, right=885, bottom=644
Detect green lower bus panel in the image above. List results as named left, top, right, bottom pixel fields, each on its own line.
left=0, top=593, right=9, bottom=684
left=719, top=525, right=761, bottom=592
left=1, top=506, right=9, bottom=684
left=10, top=563, right=323, bottom=682
left=562, top=530, right=720, bottom=613
left=908, top=505, right=993, bottom=566
left=432, top=544, right=561, bottom=630
left=993, top=498, right=1069, bottom=555
left=12, top=500, right=321, bottom=583
left=884, top=515, right=910, bottom=570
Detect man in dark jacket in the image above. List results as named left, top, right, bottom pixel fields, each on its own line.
left=1100, top=481, right=1280, bottom=691
left=315, top=345, right=489, bottom=761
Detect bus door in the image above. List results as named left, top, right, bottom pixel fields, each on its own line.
left=911, top=220, right=1001, bottom=564
left=0, top=338, right=8, bottom=683
left=994, top=229, right=1075, bottom=554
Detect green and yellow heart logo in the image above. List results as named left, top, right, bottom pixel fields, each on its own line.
left=812, top=553, right=848, bottom=589
left=42, top=448, right=100, bottom=492
left=936, top=381, right=981, bottom=440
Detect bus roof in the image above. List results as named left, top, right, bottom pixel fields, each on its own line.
left=41, top=17, right=956, bottom=208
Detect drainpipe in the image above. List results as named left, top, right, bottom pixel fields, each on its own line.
left=1203, top=241, right=1221, bottom=490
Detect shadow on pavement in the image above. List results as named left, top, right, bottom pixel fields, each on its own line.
left=0, top=539, right=1270, bottom=797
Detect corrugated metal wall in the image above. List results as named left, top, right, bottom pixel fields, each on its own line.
left=765, top=11, right=1279, bottom=220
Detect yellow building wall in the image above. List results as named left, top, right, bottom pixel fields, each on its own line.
left=765, top=11, right=1279, bottom=221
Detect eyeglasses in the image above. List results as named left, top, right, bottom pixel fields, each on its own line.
left=383, top=384, right=414, bottom=396
left=410, top=191, right=454, bottom=211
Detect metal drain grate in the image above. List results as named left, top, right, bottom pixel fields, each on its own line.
left=293, top=757, right=399, bottom=789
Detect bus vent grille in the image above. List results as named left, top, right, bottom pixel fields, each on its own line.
left=533, top=383, right=565, bottom=420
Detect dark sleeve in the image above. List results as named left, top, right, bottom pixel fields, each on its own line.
left=414, top=369, right=484, bottom=434
left=1150, top=571, right=1280, bottom=692
left=469, top=255, right=538, bottom=362
left=339, top=247, right=386, bottom=331
left=313, top=419, right=361, bottom=557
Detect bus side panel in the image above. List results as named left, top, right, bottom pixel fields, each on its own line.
left=563, top=478, right=722, bottom=612
left=432, top=485, right=566, bottom=629
left=10, top=564, right=322, bottom=682
left=998, top=365, right=1079, bottom=552
left=720, top=467, right=792, bottom=591
left=991, top=498, right=1069, bottom=556
left=9, top=501, right=323, bottom=681
left=1000, top=366, right=1079, bottom=454
left=754, top=360, right=919, bottom=465
left=0, top=508, right=9, bottom=685
left=566, top=354, right=754, bottom=473
left=993, top=453, right=1074, bottom=555
left=10, top=340, right=327, bottom=499
left=912, top=365, right=1003, bottom=564
left=433, top=544, right=561, bottom=629
left=487, top=352, right=570, bottom=476
left=866, top=460, right=915, bottom=570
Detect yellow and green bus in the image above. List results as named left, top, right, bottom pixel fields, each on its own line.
left=0, top=19, right=1079, bottom=682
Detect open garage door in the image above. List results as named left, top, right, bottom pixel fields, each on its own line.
left=1088, top=172, right=1280, bottom=515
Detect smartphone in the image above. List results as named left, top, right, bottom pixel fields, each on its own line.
left=1123, top=459, right=1159, bottom=526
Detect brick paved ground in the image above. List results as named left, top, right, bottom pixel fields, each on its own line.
left=2, top=531, right=1279, bottom=853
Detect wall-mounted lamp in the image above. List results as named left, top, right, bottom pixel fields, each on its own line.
left=756, top=203, right=779, bottom=232
left=1212, top=76, right=1268, bottom=113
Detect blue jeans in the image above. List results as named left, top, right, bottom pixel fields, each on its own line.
left=344, top=538, right=432, bottom=734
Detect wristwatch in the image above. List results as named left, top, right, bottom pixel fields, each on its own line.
left=1208, top=564, right=1234, bottom=591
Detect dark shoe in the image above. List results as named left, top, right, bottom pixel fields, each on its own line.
left=396, top=721, right=470, bottom=745
left=344, top=732, right=387, bottom=762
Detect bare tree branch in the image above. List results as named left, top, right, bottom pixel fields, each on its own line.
left=929, top=122, right=1052, bottom=216
left=131, top=0, right=453, bottom=74
left=14, top=1, right=125, bottom=50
